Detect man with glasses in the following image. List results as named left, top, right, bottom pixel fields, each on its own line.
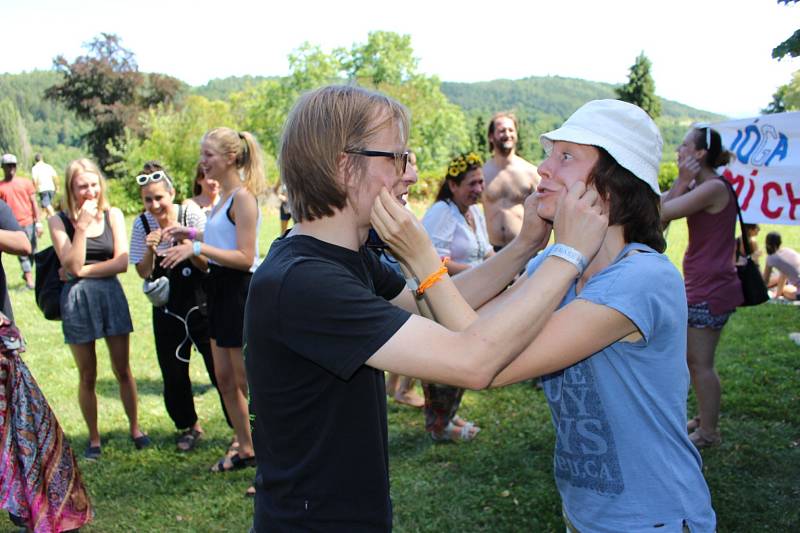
left=244, top=85, right=607, bottom=531
left=0, top=154, right=41, bottom=290
left=482, top=112, right=541, bottom=251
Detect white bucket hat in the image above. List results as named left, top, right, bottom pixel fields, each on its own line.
left=539, top=99, right=663, bottom=196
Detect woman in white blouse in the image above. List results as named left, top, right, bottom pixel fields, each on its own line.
left=417, top=153, right=492, bottom=441
left=422, top=152, right=493, bottom=275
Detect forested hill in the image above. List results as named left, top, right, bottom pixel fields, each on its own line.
left=1, top=70, right=725, bottom=172
left=441, top=76, right=724, bottom=121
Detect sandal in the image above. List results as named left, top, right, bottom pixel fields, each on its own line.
left=245, top=485, right=256, bottom=498
left=430, top=421, right=480, bottom=442
left=210, top=452, right=256, bottom=473
left=83, top=445, right=101, bottom=460
left=176, top=428, right=203, bottom=452
left=686, top=416, right=701, bottom=433
left=689, top=429, right=721, bottom=449
left=131, top=434, right=151, bottom=450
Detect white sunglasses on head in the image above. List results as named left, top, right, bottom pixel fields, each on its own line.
left=135, top=171, right=172, bottom=187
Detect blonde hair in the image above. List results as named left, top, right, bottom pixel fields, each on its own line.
left=63, top=158, right=110, bottom=219
left=279, top=85, right=410, bottom=222
left=202, top=128, right=265, bottom=196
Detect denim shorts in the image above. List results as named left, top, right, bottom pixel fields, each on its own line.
left=687, top=301, right=733, bottom=330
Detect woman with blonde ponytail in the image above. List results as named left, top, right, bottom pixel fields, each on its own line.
left=162, top=127, right=264, bottom=472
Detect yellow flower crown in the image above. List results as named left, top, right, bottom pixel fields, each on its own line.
left=447, top=152, right=484, bottom=177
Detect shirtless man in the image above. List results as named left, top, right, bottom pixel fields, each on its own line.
left=482, top=112, right=541, bottom=251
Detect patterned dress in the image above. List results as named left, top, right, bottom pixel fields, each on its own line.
left=0, top=313, right=92, bottom=532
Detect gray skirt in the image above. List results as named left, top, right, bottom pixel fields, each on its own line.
left=61, top=276, right=134, bottom=345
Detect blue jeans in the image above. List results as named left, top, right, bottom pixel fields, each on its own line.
left=18, top=224, right=36, bottom=273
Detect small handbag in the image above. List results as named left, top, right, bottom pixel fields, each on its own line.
left=139, top=211, right=174, bottom=308
left=720, top=178, right=769, bottom=307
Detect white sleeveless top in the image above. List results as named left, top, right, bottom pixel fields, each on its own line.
left=204, top=189, right=260, bottom=272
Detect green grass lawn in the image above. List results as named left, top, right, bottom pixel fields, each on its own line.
left=5, top=205, right=799, bottom=532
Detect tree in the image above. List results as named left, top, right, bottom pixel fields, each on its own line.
left=0, top=98, right=33, bottom=168
left=773, top=0, right=800, bottom=60
left=47, top=33, right=183, bottom=172
left=109, top=95, right=240, bottom=211
left=616, top=52, right=661, bottom=119
left=232, top=33, right=468, bottom=173
left=764, top=70, right=800, bottom=113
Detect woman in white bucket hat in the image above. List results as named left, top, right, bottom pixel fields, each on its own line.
left=374, top=99, right=716, bottom=532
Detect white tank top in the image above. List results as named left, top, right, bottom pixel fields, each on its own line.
left=204, top=188, right=260, bottom=272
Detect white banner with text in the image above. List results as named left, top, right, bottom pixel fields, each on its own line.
left=712, top=111, right=800, bottom=225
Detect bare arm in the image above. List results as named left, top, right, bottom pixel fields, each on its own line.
left=0, top=229, right=31, bottom=255
left=77, top=208, right=129, bottom=278
left=160, top=190, right=257, bottom=271
left=491, top=300, right=639, bottom=386
left=370, top=183, right=608, bottom=388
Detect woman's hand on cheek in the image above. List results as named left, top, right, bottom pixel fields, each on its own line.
left=553, top=182, right=608, bottom=261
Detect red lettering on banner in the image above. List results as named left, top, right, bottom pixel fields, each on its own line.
left=723, top=169, right=757, bottom=210
left=786, top=183, right=800, bottom=221
left=762, top=182, right=783, bottom=219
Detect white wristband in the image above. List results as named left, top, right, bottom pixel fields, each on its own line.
left=549, top=244, right=588, bottom=277
left=192, top=241, right=202, bottom=256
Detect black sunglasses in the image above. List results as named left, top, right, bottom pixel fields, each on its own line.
left=345, top=149, right=409, bottom=176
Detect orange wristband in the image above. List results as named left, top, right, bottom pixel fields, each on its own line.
left=415, top=257, right=450, bottom=298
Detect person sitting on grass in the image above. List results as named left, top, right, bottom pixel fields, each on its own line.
left=763, top=231, right=799, bottom=301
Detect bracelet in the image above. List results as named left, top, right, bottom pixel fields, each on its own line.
left=192, top=241, right=202, bottom=256
left=188, top=227, right=197, bottom=241
left=414, top=257, right=450, bottom=298
left=548, top=244, right=588, bottom=277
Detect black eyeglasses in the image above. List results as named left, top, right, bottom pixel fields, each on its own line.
left=136, top=171, right=172, bottom=187
left=345, top=149, right=409, bottom=176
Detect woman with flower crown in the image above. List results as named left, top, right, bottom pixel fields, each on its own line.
left=418, top=153, right=493, bottom=441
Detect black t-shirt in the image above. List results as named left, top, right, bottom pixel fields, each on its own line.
left=245, top=234, right=411, bottom=532
left=0, top=200, right=22, bottom=320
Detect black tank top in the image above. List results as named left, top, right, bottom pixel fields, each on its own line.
left=61, top=210, right=115, bottom=265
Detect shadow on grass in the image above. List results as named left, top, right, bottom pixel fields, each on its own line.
left=96, top=378, right=218, bottom=398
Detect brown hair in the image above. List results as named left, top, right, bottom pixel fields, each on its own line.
left=435, top=153, right=483, bottom=203
left=588, top=148, right=666, bottom=253
left=63, top=158, right=110, bottom=220
left=193, top=163, right=204, bottom=196
left=203, top=128, right=265, bottom=196
left=487, top=112, right=518, bottom=152
left=692, top=127, right=732, bottom=168
left=279, top=85, right=410, bottom=222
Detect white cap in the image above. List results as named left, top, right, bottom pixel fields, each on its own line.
left=1, top=154, right=17, bottom=165
left=540, top=99, right=663, bottom=196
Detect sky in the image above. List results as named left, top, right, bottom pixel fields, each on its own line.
left=1, top=0, right=798, bottom=118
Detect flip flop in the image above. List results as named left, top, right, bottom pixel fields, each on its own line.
left=689, top=429, right=721, bottom=449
